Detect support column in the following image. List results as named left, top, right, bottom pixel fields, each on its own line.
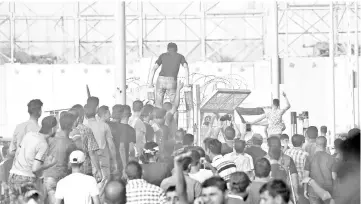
left=115, top=0, right=127, bottom=104
left=0, top=65, right=7, bottom=138
left=356, top=1, right=360, bottom=128
left=329, top=2, right=336, bottom=142
left=347, top=3, right=356, bottom=127
left=200, top=0, right=206, bottom=61
left=271, top=1, right=280, bottom=99
left=74, top=2, right=80, bottom=63
left=138, top=1, right=143, bottom=58
left=193, top=84, right=201, bottom=146
left=10, top=3, right=15, bottom=63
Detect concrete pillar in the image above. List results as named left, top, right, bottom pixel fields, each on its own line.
left=0, top=66, right=7, bottom=138
left=329, top=2, right=336, bottom=141
left=271, top=1, right=280, bottom=100
left=115, top=0, right=127, bottom=104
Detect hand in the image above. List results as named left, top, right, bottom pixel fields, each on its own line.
left=94, top=170, right=103, bottom=182
left=282, top=92, right=287, bottom=97
left=301, top=177, right=311, bottom=184
left=177, top=81, right=185, bottom=90
left=304, top=190, right=309, bottom=200
left=174, top=151, right=192, bottom=165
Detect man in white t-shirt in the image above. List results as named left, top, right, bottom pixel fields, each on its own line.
left=224, top=139, right=254, bottom=179
left=188, top=150, right=214, bottom=184
left=55, top=150, right=100, bottom=204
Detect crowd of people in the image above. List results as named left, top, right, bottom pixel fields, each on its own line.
left=0, top=86, right=359, bottom=204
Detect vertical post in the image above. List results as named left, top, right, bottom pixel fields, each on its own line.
left=0, top=60, right=7, bottom=139
left=347, top=3, right=356, bottom=127
left=330, top=2, right=336, bottom=142
left=193, top=84, right=201, bottom=146
left=138, top=1, right=143, bottom=58
left=356, top=1, right=360, bottom=128
left=271, top=1, right=280, bottom=99
left=200, top=0, right=206, bottom=61
left=115, top=0, right=127, bottom=104
left=285, top=3, right=289, bottom=57
left=10, top=2, right=15, bottom=63
left=74, top=2, right=80, bottom=63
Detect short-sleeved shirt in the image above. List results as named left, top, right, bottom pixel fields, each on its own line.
left=43, top=131, right=77, bottom=179
left=86, top=118, right=113, bottom=150
left=107, top=122, right=136, bottom=165
left=141, top=162, right=172, bottom=187
left=9, top=120, right=40, bottom=153
left=245, top=145, right=267, bottom=167
left=303, top=140, right=318, bottom=158
left=304, top=151, right=337, bottom=195
left=211, top=155, right=237, bottom=181
left=265, top=109, right=286, bottom=135
left=55, top=172, right=99, bottom=204
left=247, top=180, right=268, bottom=204
left=285, top=147, right=309, bottom=184
left=264, top=154, right=298, bottom=184
left=133, top=118, right=147, bottom=154
left=156, top=52, right=187, bottom=78
left=224, top=152, right=254, bottom=172
left=70, top=123, right=100, bottom=175
left=10, top=132, right=48, bottom=177
left=160, top=173, right=202, bottom=203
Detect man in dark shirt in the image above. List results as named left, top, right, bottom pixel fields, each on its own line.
left=247, top=158, right=271, bottom=204
left=107, top=105, right=136, bottom=173
left=147, top=42, right=189, bottom=107
left=245, top=134, right=267, bottom=167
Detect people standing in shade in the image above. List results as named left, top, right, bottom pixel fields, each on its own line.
left=55, top=150, right=100, bottom=204
left=140, top=142, right=171, bottom=186
left=9, top=99, right=43, bottom=157
left=8, top=116, right=58, bottom=204
left=84, top=104, right=118, bottom=190
left=248, top=92, right=290, bottom=137
left=43, top=112, right=77, bottom=204
left=148, top=42, right=189, bottom=108
left=68, top=105, right=102, bottom=180
left=247, top=158, right=271, bottom=204
left=125, top=161, right=166, bottom=204
left=107, top=105, right=136, bottom=173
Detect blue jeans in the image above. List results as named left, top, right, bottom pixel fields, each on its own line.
left=155, top=76, right=177, bottom=107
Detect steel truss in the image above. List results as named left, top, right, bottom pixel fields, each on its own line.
left=0, top=1, right=265, bottom=64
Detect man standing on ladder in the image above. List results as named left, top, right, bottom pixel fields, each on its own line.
left=147, top=42, right=190, bottom=108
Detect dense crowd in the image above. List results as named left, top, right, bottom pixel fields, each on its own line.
left=0, top=82, right=360, bottom=204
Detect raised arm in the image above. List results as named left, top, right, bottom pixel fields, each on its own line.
left=248, top=114, right=266, bottom=125
left=281, top=92, right=291, bottom=114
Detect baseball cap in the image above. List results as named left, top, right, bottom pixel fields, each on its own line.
left=69, top=150, right=85, bottom=164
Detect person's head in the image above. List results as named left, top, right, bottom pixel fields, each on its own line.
left=175, top=130, right=185, bottom=143
left=291, top=134, right=305, bottom=148
left=125, top=161, right=142, bottom=180
left=183, top=133, right=194, bottom=146
left=69, top=150, right=86, bottom=169
left=280, top=134, right=289, bottom=146
left=252, top=134, right=263, bottom=146
left=234, top=139, right=246, bottom=154
left=87, top=96, right=99, bottom=110
left=334, top=138, right=342, bottom=153
left=306, top=126, right=318, bottom=139
left=69, top=104, right=85, bottom=124
left=194, top=146, right=206, bottom=158
left=121, top=105, right=132, bottom=121
left=190, top=150, right=201, bottom=168
left=259, top=180, right=290, bottom=204
left=140, top=104, right=154, bottom=122
left=201, top=177, right=227, bottom=204
left=316, top=136, right=327, bottom=150
left=142, top=142, right=160, bottom=162
left=203, top=138, right=213, bottom=152
left=224, top=126, right=236, bottom=141
left=104, top=180, right=126, bottom=204
left=98, top=105, right=111, bottom=122
left=153, top=108, right=167, bottom=125
left=320, top=126, right=327, bottom=135
left=59, top=111, right=77, bottom=132
left=163, top=102, right=173, bottom=112
left=112, top=104, right=123, bottom=121
left=272, top=99, right=280, bottom=109
left=165, top=186, right=179, bottom=204
left=348, top=128, right=360, bottom=138
left=339, top=129, right=360, bottom=162
left=132, top=100, right=144, bottom=113
left=167, top=42, right=178, bottom=52
left=39, top=116, right=57, bottom=138
left=267, top=136, right=281, bottom=148
left=27, top=99, right=43, bottom=119
left=84, top=104, right=96, bottom=119
left=255, top=158, right=271, bottom=178
left=229, top=172, right=251, bottom=194
left=206, top=139, right=222, bottom=159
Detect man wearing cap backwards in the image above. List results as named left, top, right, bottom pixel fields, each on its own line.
left=148, top=42, right=190, bottom=108
left=55, top=150, right=100, bottom=204
left=8, top=116, right=58, bottom=204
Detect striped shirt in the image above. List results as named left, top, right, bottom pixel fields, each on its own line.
left=211, top=155, right=237, bottom=181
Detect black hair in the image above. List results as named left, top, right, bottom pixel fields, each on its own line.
left=280, top=134, right=289, bottom=140
left=125, top=161, right=142, bottom=180
left=259, top=180, right=290, bottom=203
left=306, top=126, right=318, bottom=139
left=167, top=42, right=178, bottom=52
left=27, top=99, right=43, bottom=117
left=273, top=99, right=280, bottom=107
left=70, top=104, right=85, bottom=122
left=39, top=116, right=57, bottom=134
left=229, top=172, right=251, bottom=193
left=183, top=134, right=194, bottom=146
left=291, top=134, right=304, bottom=147
left=84, top=104, right=96, bottom=119
left=87, top=96, right=99, bottom=108
left=234, top=139, right=246, bottom=154
left=133, top=100, right=144, bottom=112
left=334, top=138, right=342, bottom=150
left=202, top=177, right=227, bottom=193
left=320, top=126, right=327, bottom=134
left=224, top=126, right=236, bottom=140
left=208, top=139, right=222, bottom=155
left=255, top=158, right=271, bottom=178
left=59, top=111, right=77, bottom=131
left=98, top=105, right=110, bottom=117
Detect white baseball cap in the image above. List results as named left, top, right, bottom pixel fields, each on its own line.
left=69, top=150, right=85, bottom=164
